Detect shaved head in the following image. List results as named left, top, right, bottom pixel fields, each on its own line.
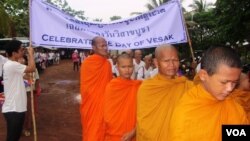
left=117, top=53, right=134, bottom=79
left=155, top=44, right=179, bottom=79
left=117, top=53, right=133, bottom=65
left=155, top=44, right=178, bottom=60
left=91, top=36, right=108, bottom=57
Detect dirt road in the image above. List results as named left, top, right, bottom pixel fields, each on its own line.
left=0, top=60, right=82, bottom=141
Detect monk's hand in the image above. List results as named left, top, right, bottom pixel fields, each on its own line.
left=121, top=129, right=135, bottom=141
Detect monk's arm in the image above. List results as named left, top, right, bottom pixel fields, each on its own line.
left=121, top=128, right=136, bottom=141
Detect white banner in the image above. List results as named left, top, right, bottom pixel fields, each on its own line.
left=30, top=0, right=187, bottom=49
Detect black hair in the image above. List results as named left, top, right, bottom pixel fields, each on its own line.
left=201, top=46, right=242, bottom=75
left=5, top=40, right=22, bottom=57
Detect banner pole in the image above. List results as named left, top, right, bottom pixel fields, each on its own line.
left=29, top=0, right=38, bottom=141
left=180, top=5, right=195, bottom=62
left=185, top=24, right=195, bottom=62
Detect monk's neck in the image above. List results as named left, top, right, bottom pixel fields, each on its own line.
left=95, top=53, right=107, bottom=59
left=159, top=73, right=176, bottom=79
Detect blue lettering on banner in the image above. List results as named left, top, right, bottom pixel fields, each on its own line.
left=41, top=34, right=92, bottom=45
left=66, top=24, right=150, bottom=38
left=146, top=35, right=174, bottom=43
left=32, top=0, right=188, bottom=49
left=222, top=125, right=250, bottom=141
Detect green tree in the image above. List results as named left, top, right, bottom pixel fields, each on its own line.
left=214, top=0, right=250, bottom=45
left=214, top=0, right=250, bottom=63
left=0, top=4, right=11, bottom=37
left=93, top=18, right=103, bottom=22
left=1, top=0, right=29, bottom=37
left=145, top=0, right=170, bottom=10
left=47, top=0, right=86, bottom=20
left=131, top=0, right=171, bottom=15
left=110, top=16, right=122, bottom=21
left=189, top=0, right=213, bottom=12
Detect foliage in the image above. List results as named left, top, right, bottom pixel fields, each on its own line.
left=0, top=4, right=11, bottom=37
left=110, top=16, right=122, bottom=21
left=0, top=0, right=86, bottom=37
left=47, top=0, right=86, bottom=20
left=0, top=0, right=29, bottom=37
left=214, top=0, right=250, bottom=44
left=188, top=0, right=214, bottom=12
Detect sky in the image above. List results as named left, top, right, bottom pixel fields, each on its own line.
left=67, top=0, right=216, bottom=22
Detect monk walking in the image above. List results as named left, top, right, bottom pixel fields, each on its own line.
left=104, top=53, right=141, bottom=141
left=169, top=46, right=249, bottom=141
left=80, top=36, right=113, bottom=141
left=136, top=44, right=193, bottom=141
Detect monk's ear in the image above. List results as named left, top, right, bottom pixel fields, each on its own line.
left=198, top=69, right=208, bottom=81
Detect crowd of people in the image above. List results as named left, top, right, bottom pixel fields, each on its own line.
left=80, top=36, right=250, bottom=141
left=0, top=36, right=249, bottom=141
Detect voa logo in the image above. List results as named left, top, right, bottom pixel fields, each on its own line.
left=226, top=129, right=246, bottom=136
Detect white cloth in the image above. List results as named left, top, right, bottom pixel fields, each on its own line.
left=133, top=59, right=145, bottom=79
left=150, top=68, right=158, bottom=78
left=137, top=66, right=153, bottom=80
left=2, top=60, right=27, bottom=113
left=195, top=63, right=201, bottom=73
left=0, top=55, right=8, bottom=77
left=108, top=59, right=120, bottom=77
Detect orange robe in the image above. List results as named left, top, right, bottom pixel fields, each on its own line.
left=169, top=84, right=249, bottom=141
left=137, top=74, right=193, bottom=141
left=232, top=89, right=250, bottom=121
left=104, top=77, right=141, bottom=141
left=80, top=54, right=113, bottom=141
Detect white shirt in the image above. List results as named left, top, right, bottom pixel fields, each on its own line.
left=133, top=59, right=145, bottom=79
left=150, top=68, right=158, bottom=78
left=137, top=66, right=153, bottom=80
left=0, top=55, right=8, bottom=77
left=2, top=60, right=27, bottom=113
left=195, top=63, right=201, bottom=73
left=108, top=59, right=119, bottom=77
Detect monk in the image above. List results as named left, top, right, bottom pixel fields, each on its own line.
left=233, top=71, right=250, bottom=121
left=80, top=36, right=113, bottom=141
left=168, top=46, right=249, bottom=141
left=104, top=53, right=141, bottom=141
left=136, top=44, right=193, bottom=141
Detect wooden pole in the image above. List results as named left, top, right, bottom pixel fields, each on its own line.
left=30, top=74, right=37, bottom=141
left=180, top=4, right=195, bottom=62
left=29, top=0, right=38, bottom=140
left=185, top=24, right=195, bottom=62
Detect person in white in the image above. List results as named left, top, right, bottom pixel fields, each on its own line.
left=2, top=40, right=35, bottom=141
left=0, top=54, right=8, bottom=93
left=0, top=54, right=8, bottom=76
left=133, top=50, right=145, bottom=79
left=108, top=54, right=119, bottom=77
left=150, top=57, right=159, bottom=78
left=137, top=55, right=153, bottom=80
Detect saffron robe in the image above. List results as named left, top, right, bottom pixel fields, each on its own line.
left=136, top=74, right=193, bottom=141
left=80, top=54, right=113, bottom=141
left=104, top=77, right=141, bottom=141
left=233, top=89, right=250, bottom=121
left=169, top=84, right=249, bottom=141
